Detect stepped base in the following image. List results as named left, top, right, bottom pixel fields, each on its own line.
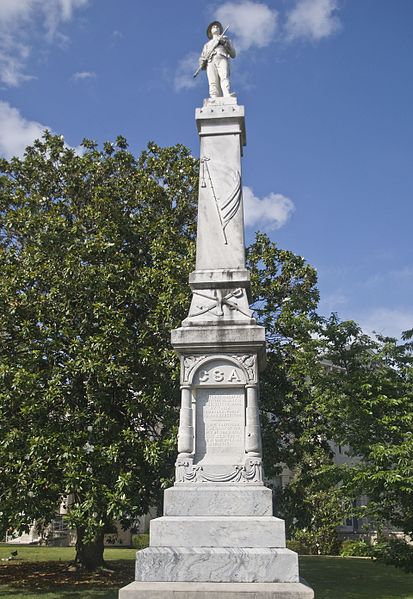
left=119, top=581, right=314, bottom=598
left=135, top=547, right=298, bottom=583
left=164, top=485, right=273, bottom=516
left=150, top=516, right=285, bottom=547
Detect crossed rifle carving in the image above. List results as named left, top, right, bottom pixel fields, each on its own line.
left=190, top=288, right=251, bottom=318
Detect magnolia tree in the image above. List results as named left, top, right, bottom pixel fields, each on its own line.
left=0, top=134, right=198, bottom=569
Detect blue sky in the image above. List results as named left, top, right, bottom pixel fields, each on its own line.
left=0, top=0, right=412, bottom=338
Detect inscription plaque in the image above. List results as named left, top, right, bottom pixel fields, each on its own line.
left=195, top=387, right=245, bottom=464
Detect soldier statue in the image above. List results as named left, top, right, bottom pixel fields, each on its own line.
left=196, top=21, right=236, bottom=99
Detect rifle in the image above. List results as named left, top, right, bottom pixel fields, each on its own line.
left=193, top=25, right=230, bottom=78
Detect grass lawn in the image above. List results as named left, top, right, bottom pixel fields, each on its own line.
left=0, top=546, right=412, bottom=598
left=300, top=555, right=413, bottom=599
left=0, top=544, right=136, bottom=562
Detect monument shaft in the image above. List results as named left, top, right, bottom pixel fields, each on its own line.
left=196, top=100, right=246, bottom=270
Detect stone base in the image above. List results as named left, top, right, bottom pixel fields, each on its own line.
left=119, top=581, right=314, bottom=599
left=150, top=516, right=285, bottom=547
left=164, top=485, right=273, bottom=516
left=135, top=547, right=298, bottom=583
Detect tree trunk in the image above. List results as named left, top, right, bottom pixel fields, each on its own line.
left=75, top=526, right=105, bottom=570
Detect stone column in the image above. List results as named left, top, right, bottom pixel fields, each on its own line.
left=177, top=384, right=194, bottom=456
left=119, top=97, right=314, bottom=598
left=245, top=383, right=261, bottom=456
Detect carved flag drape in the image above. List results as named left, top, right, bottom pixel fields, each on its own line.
left=201, top=156, right=242, bottom=245
left=220, top=169, right=241, bottom=235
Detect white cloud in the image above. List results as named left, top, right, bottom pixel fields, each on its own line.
left=41, top=0, right=90, bottom=37
left=243, top=185, right=295, bottom=230
left=0, top=0, right=90, bottom=87
left=0, top=101, right=48, bottom=159
left=215, top=1, right=278, bottom=51
left=72, top=70, right=96, bottom=81
left=359, top=308, right=413, bottom=340
left=0, top=0, right=89, bottom=37
left=319, top=292, right=349, bottom=314
left=174, top=52, right=201, bottom=92
left=0, top=40, right=34, bottom=87
left=365, top=265, right=413, bottom=288
left=0, top=1, right=33, bottom=22
left=285, top=0, right=340, bottom=42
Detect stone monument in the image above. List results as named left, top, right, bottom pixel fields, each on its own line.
left=119, top=22, right=314, bottom=599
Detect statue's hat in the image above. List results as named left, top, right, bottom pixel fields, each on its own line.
left=207, top=21, right=223, bottom=39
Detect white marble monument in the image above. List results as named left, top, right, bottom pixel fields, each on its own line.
left=119, top=27, right=314, bottom=599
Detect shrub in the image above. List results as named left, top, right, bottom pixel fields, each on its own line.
left=371, top=538, right=413, bottom=573
left=287, top=539, right=311, bottom=555
left=290, top=528, right=341, bottom=555
left=131, top=533, right=149, bottom=550
left=340, top=539, right=372, bottom=557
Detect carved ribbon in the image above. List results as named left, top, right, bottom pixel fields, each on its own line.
left=175, top=459, right=263, bottom=484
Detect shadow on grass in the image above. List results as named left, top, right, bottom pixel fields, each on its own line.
left=0, top=560, right=135, bottom=599
left=0, top=589, right=118, bottom=599
left=300, top=556, right=413, bottom=599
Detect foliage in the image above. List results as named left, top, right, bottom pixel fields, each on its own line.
left=313, top=316, right=413, bottom=543
left=261, top=306, right=413, bottom=563
left=286, top=538, right=310, bottom=554
left=130, top=533, right=149, bottom=550
left=340, top=539, right=372, bottom=558
left=277, top=448, right=348, bottom=555
left=0, top=133, right=198, bottom=568
left=371, top=538, right=413, bottom=574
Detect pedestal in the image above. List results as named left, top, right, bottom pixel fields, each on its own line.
left=118, top=97, right=314, bottom=598
left=120, top=581, right=314, bottom=598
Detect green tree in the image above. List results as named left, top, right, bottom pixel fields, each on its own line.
left=278, top=448, right=350, bottom=555
left=0, top=133, right=198, bottom=569
left=252, top=297, right=413, bottom=562
left=313, top=316, right=413, bottom=559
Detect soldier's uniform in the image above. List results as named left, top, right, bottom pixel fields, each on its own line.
left=199, top=22, right=236, bottom=98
